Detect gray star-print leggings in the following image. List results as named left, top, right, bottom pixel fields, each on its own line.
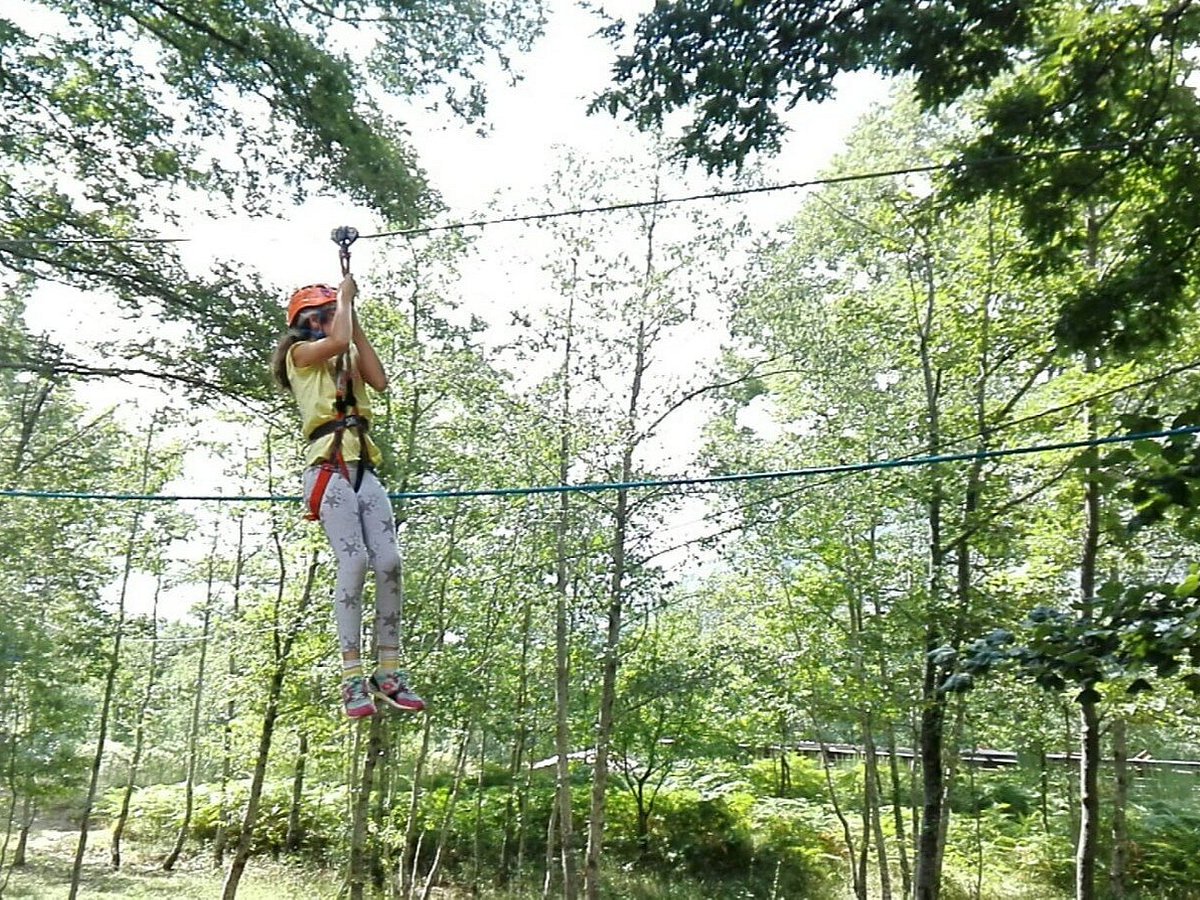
left=303, top=463, right=402, bottom=657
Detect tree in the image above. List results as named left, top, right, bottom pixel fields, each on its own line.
left=4, top=0, right=545, bottom=399
left=599, top=1, right=1200, bottom=355
left=597, top=0, right=1044, bottom=172
left=703, top=94, right=1132, bottom=899
left=947, top=406, right=1200, bottom=897
left=610, top=609, right=732, bottom=858
left=67, top=418, right=179, bottom=900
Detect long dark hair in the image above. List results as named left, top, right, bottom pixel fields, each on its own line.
left=270, top=330, right=304, bottom=391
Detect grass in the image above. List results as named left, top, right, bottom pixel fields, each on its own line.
left=0, top=821, right=1079, bottom=900
left=1, top=827, right=344, bottom=899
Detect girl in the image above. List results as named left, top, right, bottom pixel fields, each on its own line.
left=270, top=273, right=424, bottom=718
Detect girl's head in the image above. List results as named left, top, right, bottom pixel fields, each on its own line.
left=288, top=284, right=336, bottom=331
left=271, top=283, right=337, bottom=390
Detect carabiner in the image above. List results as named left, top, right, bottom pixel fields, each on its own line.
left=331, top=226, right=358, bottom=276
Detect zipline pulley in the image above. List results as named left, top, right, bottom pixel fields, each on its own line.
left=331, top=225, right=358, bottom=276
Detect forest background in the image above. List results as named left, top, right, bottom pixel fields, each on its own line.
left=3, top=2, right=1200, bottom=900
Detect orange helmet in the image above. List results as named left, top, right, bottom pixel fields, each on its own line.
left=287, top=284, right=336, bottom=326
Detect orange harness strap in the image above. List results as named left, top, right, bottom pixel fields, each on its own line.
left=305, top=424, right=358, bottom=521
left=306, top=462, right=336, bottom=521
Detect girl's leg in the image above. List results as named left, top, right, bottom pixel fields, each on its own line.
left=304, top=466, right=370, bottom=661
left=356, top=468, right=424, bottom=712
left=355, top=468, right=403, bottom=659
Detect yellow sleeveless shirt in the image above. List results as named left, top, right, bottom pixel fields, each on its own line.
left=286, top=344, right=383, bottom=468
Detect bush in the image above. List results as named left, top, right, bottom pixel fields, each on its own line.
left=947, top=770, right=1036, bottom=818
left=1126, top=802, right=1200, bottom=898
left=743, top=754, right=835, bottom=803
left=749, top=797, right=841, bottom=897
left=101, top=778, right=347, bottom=862
left=600, top=782, right=838, bottom=897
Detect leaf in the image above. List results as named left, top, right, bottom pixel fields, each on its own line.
left=1076, top=686, right=1102, bottom=704
left=941, top=673, right=974, bottom=694
left=1175, top=572, right=1200, bottom=598
left=928, top=645, right=957, bottom=665
left=1126, top=677, right=1153, bottom=695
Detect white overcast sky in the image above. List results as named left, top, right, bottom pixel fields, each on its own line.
left=20, top=0, right=888, bottom=349
left=171, top=0, right=890, bottom=290
left=14, top=0, right=891, bottom=618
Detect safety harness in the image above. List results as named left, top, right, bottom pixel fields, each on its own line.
left=304, top=363, right=371, bottom=520
left=305, top=226, right=369, bottom=521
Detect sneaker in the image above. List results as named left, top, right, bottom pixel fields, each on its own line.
left=370, top=671, right=426, bottom=712
left=341, top=675, right=377, bottom=719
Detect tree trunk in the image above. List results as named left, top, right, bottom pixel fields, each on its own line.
left=863, top=716, right=892, bottom=900
left=372, top=724, right=394, bottom=895
left=164, top=538, right=217, bottom=871
left=542, top=793, right=560, bottom=900
left=913, top=246, right=947, bottom=900
left=220, top=549, right=318, bottom=900
left=471, top=732, right=489, bottom=892
left=1039, top=746, right=1051, bottom=834
left=0, top=765, right=17, bottom=893
left=13, top=795, right=33, bottom=867
left=349, top=715, right=386, bottom=900
left=418, top=727, right=472, bottom=900
left=1077, top=696, right=1101, bottom=900
left=68, top=425, right=156, bottom=900
left=779, top=747, right=791, bottom=797
left=66, top=568, right=126, bottom=896
left=1111, top=716, right=1129, bottom=899
left=499, top=592, right=533, bottom=886
left=584, top=182, right=660, bottom=900
left=285, top=732, right=309, bottom=854
left=551, top=260, right=580, bottom=900
left=112, top=575, right=163, bottom=870
left=887, top=722, right=912, bottom=898
left=1076, top=349, right=1101, bottom=900
left=401, top=712, right=434, bottom=899
left=1065, top=705, right=1078, bottom=840
left=552, top=534, right=578, bottom=900
left=583, top=477, right=629, bottom=900
left=818, top=737, right=862, bottom=900
left=935, top=699, right=967, bottom=882
left=915, top=659, right=946, bottom=900
left=214, top=512, right=247, bottom=866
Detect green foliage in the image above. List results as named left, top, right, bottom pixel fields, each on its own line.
left=604, top=785, right=838, bottom=895
left=1126, top=801, right=1200, bottom=897
left=99, top=773, right=841, bottom=896
left=939, top=803, right=1075, bottom=898
left=598, top=0, right=1046, bottom=172
left=950, top=407, right=1200, bottom=702
left=101, top=779, right=346, bottom=861
left=742, top=755, right=830, bottom=803
left=2, top=0, right=546, bottom=401
left=604, top=2, right=1200, bottom=355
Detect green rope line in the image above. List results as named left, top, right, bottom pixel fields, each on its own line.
left=1, top=426, right=1195, bottom=505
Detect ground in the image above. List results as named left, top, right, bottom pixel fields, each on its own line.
left=1, top=826, right=344, bottom=899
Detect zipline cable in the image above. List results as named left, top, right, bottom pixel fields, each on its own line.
left=361, top=136, right=1193, bottom=240
left=1, top=425, right=1195, bottom=505
left=0, top=136, right=1193, bottom=248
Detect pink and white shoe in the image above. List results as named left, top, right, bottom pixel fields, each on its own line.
left=341, top=675, right=377, bottom=718
left=370, top=671, right=425, bottom=712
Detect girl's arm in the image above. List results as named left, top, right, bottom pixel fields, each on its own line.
left=290, top=274, right=356, bottom=368
left=352, top=309, right=389, bottom=392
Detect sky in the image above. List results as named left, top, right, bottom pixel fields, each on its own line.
left=16, top=0, right=891, bottom=618
left=21, top=0, right=889, bottom=387
left=18, top=0, right=892, bottom=469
